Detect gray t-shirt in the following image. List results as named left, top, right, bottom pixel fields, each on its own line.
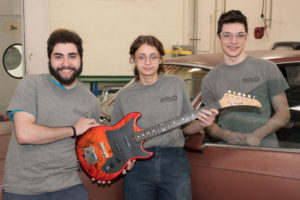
left=4, top=74, right=100, bottom=195
left=111, top=74, right=193, bottom=148
left=201, top=56, right=289, bottom=147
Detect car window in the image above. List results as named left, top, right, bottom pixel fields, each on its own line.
left=164, top=65, right=208, bottom=101
left=271, top=42, right=300, bottom=50
left=276, top=63, right=300, bottom=148
left=284, top=64, right=300, bottom=85
left=273, top=46, right=294, bottom=51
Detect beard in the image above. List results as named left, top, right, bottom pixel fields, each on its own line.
left=48, top=62, right=82, bottom=86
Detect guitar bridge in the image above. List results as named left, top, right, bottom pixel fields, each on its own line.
left=84, top=146, right=98, bottom=165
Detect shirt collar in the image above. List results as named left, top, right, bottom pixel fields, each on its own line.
left=50, top=76, right=78, bottom=90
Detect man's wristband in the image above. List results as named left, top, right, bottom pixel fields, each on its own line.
left=71, top=126, right=77, bottom=139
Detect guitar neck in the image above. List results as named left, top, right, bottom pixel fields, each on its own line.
left=134, top=102, right=220, bottom=142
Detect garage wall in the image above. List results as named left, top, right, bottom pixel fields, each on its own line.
left=19, top=0, right=300, bottom=76
left=46, top=0, right=300, bottom=76
left=195, top=0, right=300, bottom=53
left=49, top=0, right=192, bottom=76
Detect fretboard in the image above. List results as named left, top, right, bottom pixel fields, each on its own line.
left=134, top=102, right=220, bottom=142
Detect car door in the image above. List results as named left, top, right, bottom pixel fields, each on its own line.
left=185, top=62, right=300, bottom=200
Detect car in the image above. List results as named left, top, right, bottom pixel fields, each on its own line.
left=100, top=50, right=300, bottom=200
left=272, top=41, right=300, bottom=50
left=101, top=50, right=300, bottom=149
left=1, top=50, right=300, bottom=200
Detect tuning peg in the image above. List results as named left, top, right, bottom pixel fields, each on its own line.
left=243, top=93, right=246, bottom=97
left=247, top=94, right=251, bottom=98
left=228, top=90, right=232, bottom=94
left=237, top=92, right=241, bottom=96
left=253, top=96, right=256, bottom=99
left=233, top=91, right=236, bottom=95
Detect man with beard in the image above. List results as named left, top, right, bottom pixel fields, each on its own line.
left=2, top=29, right=100, bottom=200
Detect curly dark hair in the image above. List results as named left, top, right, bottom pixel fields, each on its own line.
left=47, top=29, right=83, bottom=59
left=217, top=10, right=248, bottom=36
left=129, top=35, right=165, bottom=80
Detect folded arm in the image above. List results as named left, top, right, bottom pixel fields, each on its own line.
left=245, top=92, right=290, bottom=146
left=13, top=111, right=99, bottom=144
left=206, top=92, right=290, bottom=146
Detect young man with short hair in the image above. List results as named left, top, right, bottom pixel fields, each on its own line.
left=201, top=10, right=290, bottom=147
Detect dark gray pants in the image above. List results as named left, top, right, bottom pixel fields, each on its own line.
left=123, top=147, right=192, bottom=200
left=3, top=184, right=88, bottom=200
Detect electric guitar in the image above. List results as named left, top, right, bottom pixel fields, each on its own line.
left=75, top=91, right=262, bottom=181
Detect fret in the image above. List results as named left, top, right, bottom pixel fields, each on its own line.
left=146, top=130, right=151, bottom=137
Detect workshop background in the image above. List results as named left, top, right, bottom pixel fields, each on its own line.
left=1, top=0, right=300, bottom=113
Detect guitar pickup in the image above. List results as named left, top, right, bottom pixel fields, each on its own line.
left=100, top=142, right=109, bottom=159
left=84, top=146, right=98, bottom=165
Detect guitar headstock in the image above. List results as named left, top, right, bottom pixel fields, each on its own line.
left=219, top=90, right=262, bottom=108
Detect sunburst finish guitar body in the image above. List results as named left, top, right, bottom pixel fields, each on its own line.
left=75, top=91, right=262, bottom=181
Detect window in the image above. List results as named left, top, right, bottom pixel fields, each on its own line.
left=276, top=64, right=300, bottom=148
left=164, top=65, right=208, bottom=101
left=2, top=43, right=24, bottom=79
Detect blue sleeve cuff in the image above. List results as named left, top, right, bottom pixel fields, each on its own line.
left=8, top=110, right=24, bottom=122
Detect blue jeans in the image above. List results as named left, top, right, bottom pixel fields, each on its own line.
left=123, top=147, right=191, bottom=200
left=3, top=184, right=88, bottom=200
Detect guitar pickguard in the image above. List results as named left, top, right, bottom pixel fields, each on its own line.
left=103, top=118, right=151, bottom=173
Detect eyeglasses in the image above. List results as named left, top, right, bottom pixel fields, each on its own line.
left=219, top=32, right=247, bottom=41
left=135, top=53, right=161, bottom=64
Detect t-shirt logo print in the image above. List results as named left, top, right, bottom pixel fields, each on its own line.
left=243, top=76, right=260, bottom=83
left=160, top=95, right=177, bottom=103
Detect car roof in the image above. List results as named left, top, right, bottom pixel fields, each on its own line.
left=163, top=50, right=300, bottom=69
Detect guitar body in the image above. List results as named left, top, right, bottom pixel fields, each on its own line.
left=76, top=112, right=153, bottom=181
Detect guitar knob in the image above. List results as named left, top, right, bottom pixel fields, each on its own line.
left=109, top=163, right=115, bottom=168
